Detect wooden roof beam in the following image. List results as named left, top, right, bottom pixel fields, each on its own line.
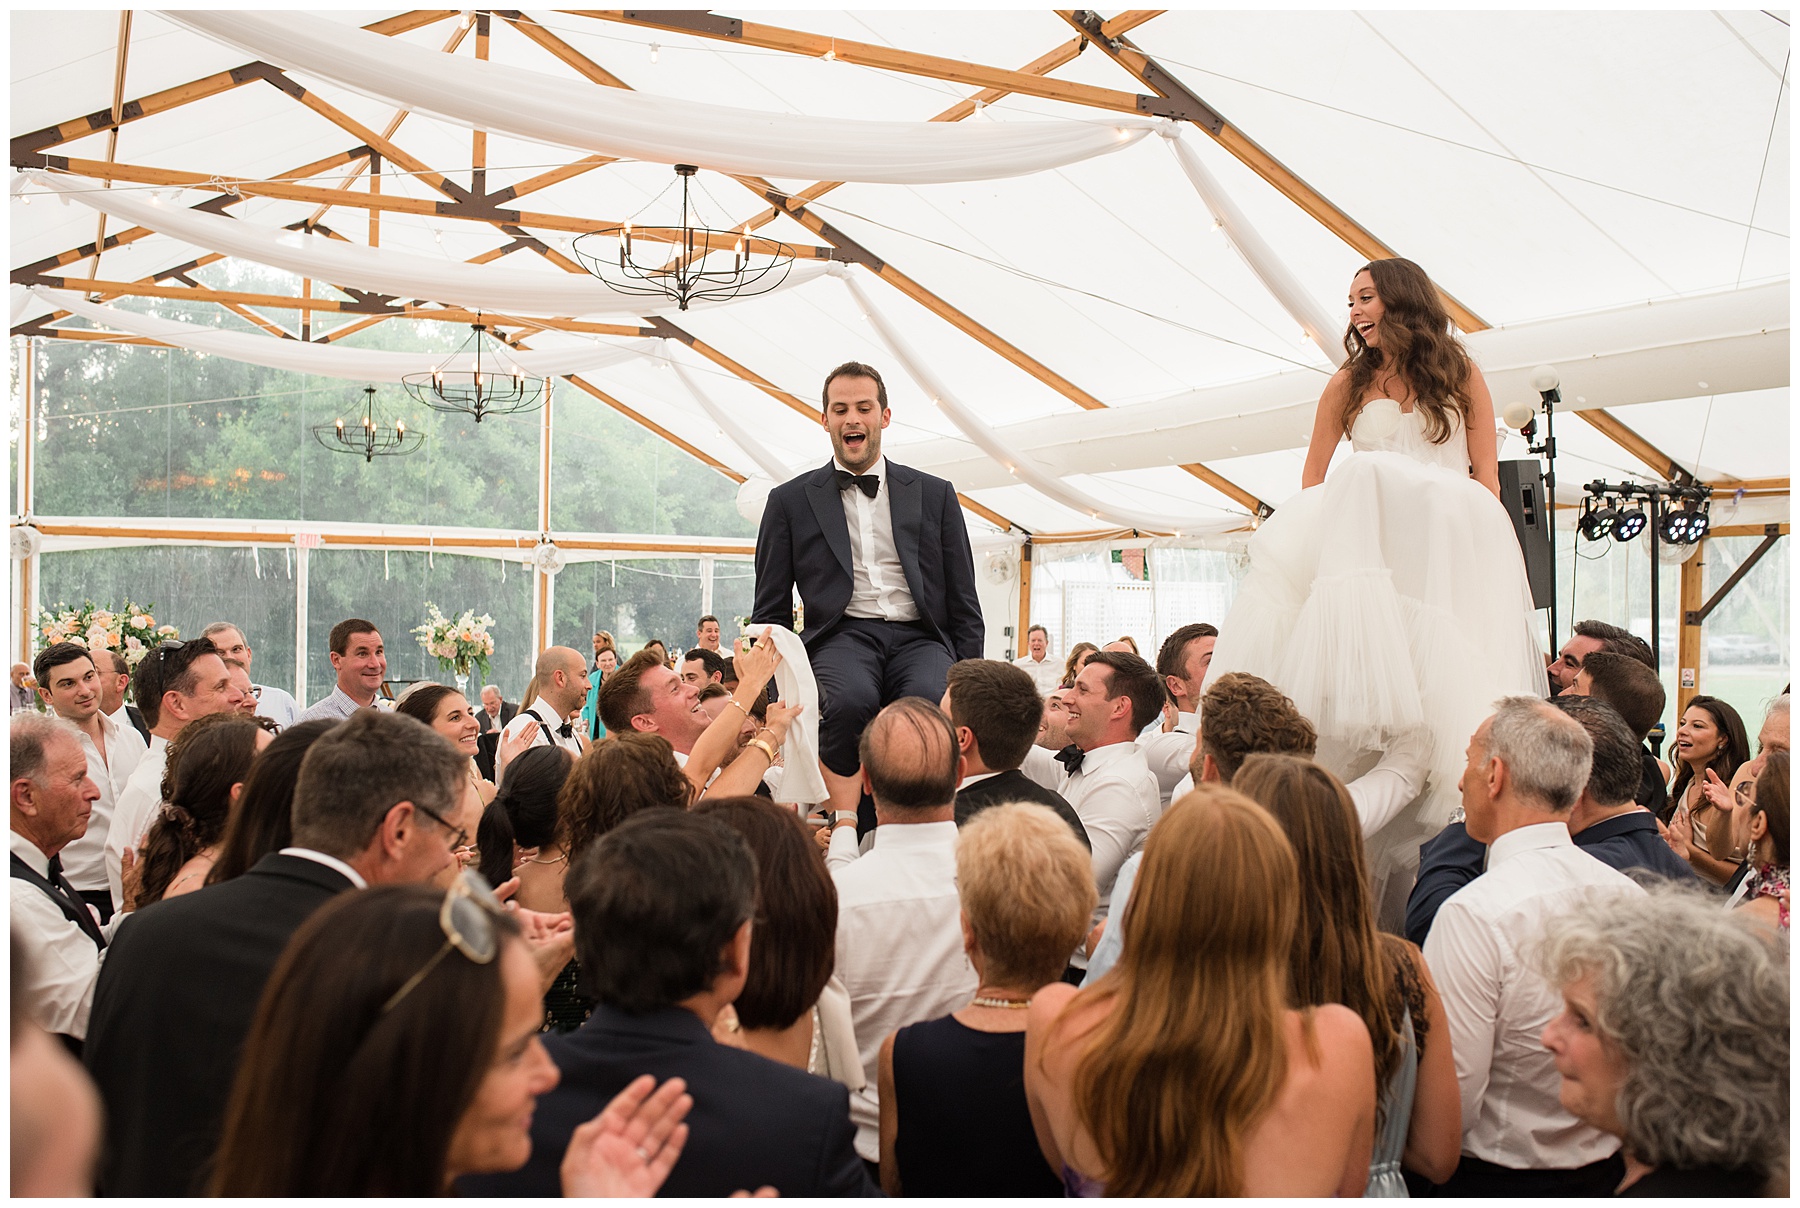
left=567, top=10, right=1192, bottom=118
left=1054, top=10, right=1487, bottom=334
left=10, top=13, right=458, bottom=162
left=560, top=373, right=746, bottom=481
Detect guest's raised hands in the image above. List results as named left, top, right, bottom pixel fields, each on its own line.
left=559, top=1075, right=693, bottom=1198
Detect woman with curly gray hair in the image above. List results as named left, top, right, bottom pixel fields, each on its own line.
left=1537, top=884, right=1788, bottom=1196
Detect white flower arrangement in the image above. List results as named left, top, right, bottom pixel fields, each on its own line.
left=35, top=600, right=176, bottom=666
left=412, top=603, right=495, bottom=678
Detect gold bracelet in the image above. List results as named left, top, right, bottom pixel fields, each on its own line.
left=726, top=697, right=751, bottom=719
left=746, top=738, right=777, bottom=764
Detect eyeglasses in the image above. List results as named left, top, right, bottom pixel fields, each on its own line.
left=414, top=800, right=470, bottom=852
left=382, top=870, right=505, bottom=1013
left=1734, top=780, right=1758, bottom=809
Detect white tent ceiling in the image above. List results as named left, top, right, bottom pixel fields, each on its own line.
left=10, top=8, right=1789, bottom=535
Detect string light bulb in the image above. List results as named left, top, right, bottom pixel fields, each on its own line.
left=649, top=41, right=659, bottom=64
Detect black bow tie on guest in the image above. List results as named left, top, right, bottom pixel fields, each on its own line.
left=1056, top=744, right=1085, bottom=775
left=836, top=470, right=880, bottom=499
left=557, top=720, right=574, bottom=740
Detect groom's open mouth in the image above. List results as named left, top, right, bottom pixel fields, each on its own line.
left=842, top=431, right=867, bottom=451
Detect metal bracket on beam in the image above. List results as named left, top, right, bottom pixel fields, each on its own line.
left=640, top=316, right=698, bottom=345
left=1684, top=524, right=1783, bottom=626
left=623, top=11, right=744, bottom=38
left=1134, top=64, right=1225, bottom=133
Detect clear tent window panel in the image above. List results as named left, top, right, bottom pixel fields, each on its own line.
left=303, top=548, right=534, bottom=707
left=552, top=558, right=706, bottom=660
left=710, top=558, right=757, bottom=635
left=37, top=545, right=299, bottom=699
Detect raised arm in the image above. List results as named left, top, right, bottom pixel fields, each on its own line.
left=1301, top=371, right=1353, bottom=489
left=1463, top=365, right=1501, bottom=499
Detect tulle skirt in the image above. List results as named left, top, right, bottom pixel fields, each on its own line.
left=1207, top=452, right=1548, bottom=918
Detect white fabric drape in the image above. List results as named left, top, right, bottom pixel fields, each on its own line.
left=161, top=11, right=1154, bottom=185
left=660, top=343, right=794, bottom=482
left=838, top=268, right=1246, bottom=533
left=31, top=172, right=827, bottom=319
left=32, top=288, right=646, bottom=383
left=1164, top=130, right=1345, bottom=366
left=748, top=624, right=828, bottom=807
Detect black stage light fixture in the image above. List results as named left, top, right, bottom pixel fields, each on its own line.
left=1612, top=503, right=1648, bottom=542
left=1579, top=496, right=1617, bottom=542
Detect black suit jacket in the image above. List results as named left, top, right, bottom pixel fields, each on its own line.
left=752, top=459, right=983, bottom=660
left=83, top=852, right=355, bottom=1196
left=124, top=704, right=151, bottom=745
left=476, top=700, right=518, bottom=733
left=956, top=768, right=1091, bottom=850
left=459, top=1004, right=879, bottom=1198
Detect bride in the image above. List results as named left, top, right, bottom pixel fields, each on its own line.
left=1206, top=258, right=1548, bottom=915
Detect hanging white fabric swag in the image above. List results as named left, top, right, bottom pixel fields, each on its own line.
left=29, top=172, right=829, bottom=319
left=160, top=10, right=1154, bottom=184
left=32, top=288, right=646, bottom=383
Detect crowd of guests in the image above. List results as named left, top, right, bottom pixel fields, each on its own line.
left=10, top=609, right=1789, bottom=1196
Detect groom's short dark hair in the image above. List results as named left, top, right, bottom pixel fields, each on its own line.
left=822, top=361, right=888, bottom=410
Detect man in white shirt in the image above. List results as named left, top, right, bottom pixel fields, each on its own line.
left=33, top=643, right=143, bottom=921
left=106, top=637, right=246, bottom=910
left=498, top=646, right=590, bottom=774
left=1021, top=650, right=1161, bottom=965
left=694, top=614, right=724, bottom=654
left=11, top=714, right=117, bottom=1043
left=1011, top=624, right=1062, bottom=695
left=201, top=622, right=299, bottom=728
left=596, top=649, right=712, bottom=767
left=297, top=619, right=393, bottom=724
left=1142, top=622, right=1216, bottom=804
left=1424, top=696, right=1644, bottom=1196
left=828, top=698, right=977, bottom=1167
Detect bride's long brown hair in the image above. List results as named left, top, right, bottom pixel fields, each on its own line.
left=1059, top=785, right=1302, bottom=1196
left=1342, top=257, right=1473, bottom=445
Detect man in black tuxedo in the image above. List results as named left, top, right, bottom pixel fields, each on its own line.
left=941, top=659, right=1090, bottom=849
left=461, top=810, right=878, bottom=1198
left=475, top=683, right=517, bottom=734
left=83, top=711, right=572, bottom=1196
left=753, top=361, right=984, bottom=822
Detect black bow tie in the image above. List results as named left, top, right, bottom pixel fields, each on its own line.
left=1055, top=744, right=1085, bottom=775
left=557, top=720, right=574, bottom=740
left=836, top=470, right=880, bottom=499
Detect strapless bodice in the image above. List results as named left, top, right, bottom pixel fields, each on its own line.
left=1350, top=405, right=1470, bottom=476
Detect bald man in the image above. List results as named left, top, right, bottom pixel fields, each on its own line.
left=498, top=647, right=590, bottom=774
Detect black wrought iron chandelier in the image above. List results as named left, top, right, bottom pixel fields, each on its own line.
left=401, top=320, right=544, bottom=423
left=571, top=164, right=796, bottom=311
left=312, top=386, right=425, bottom=463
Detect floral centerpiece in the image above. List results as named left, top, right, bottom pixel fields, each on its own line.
left=412, top=603, right=495, bottom=690
left=35, top=601, right=178, bottom=665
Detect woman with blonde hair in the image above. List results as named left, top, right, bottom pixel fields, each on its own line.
left=1059, top=642, right=1098, bottom=690
left=1024, top=784, right=1374, bottom=1196
left=1232, top=754, right=1461, bottom=1193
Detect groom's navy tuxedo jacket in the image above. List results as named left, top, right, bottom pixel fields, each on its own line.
left=752, top=459, right=984, bottom=660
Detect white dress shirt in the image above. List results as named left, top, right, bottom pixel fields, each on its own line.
left=105, top=704, right=149, bottom=753
left=1023, top=740, right=1160, bottom=956
left=1012, top=652, right=1063, bottom=695
left=296, top=685, right=393, bottom=724
left=10, top=831, right=125, bottom=1039
left=1424, top=821, right=1643, bottom=1172
left=831, top=819, right=977, bottom=1161
left=106, top=735, right=169, bottom=911
left=837, top=456, right=920, bottom=623
left=500, top=700, right=584, bottom=766
left=251, top=682, right=300, bottom=729
left=56, top=710, right=144, bottom=895
left=1140, top=711, right=1199, bottom=806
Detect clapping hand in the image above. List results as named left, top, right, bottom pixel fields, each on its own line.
left=760, top=702, right=803, bottom=749
left=1664, top=805, right=1694, bottom=862
left=1700, top=767, right=1734, bottom=815
left=499, top=718, right=541, bottom=767
left=560, top=1075, right=692, bottom=1198
left=732, top=630, right=783, bottom=693
left=509, top=902, right=575, bottom=991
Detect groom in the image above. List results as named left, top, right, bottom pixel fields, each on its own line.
left=752, top=361, right=985, bottom=825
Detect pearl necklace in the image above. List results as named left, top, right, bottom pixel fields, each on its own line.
left=971, top=994, right=1032, bottom=1009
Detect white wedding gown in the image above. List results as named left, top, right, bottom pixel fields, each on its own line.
left=1206, top=404, right=1548, bottom=918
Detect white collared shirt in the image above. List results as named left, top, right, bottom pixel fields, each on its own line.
left=106, top=735, right=169, bottom=911
left=1424, top=821, right=1643, bottom=1172
left=831, top=819, right=977, bottom=1161
left=277, top=846, right=368, bottom=889
left=837, top=456, right=920, bottom=623
left=55, top=710, right=144, bottom=895
left=297, top=684, right=393, bottom=724
left=10, top=830, right=124, bottom=1039
left=499, top=700, right=583, bottom=775
left=251, top=682, right=300, bottom=729
left=106, top=704, right=148, bottom=750
left=1012, top=652, right=1063, bottom=695
left=1140, top=711, right=1199, bottom=805
left=1024, top=740, right=1160, bottom=943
